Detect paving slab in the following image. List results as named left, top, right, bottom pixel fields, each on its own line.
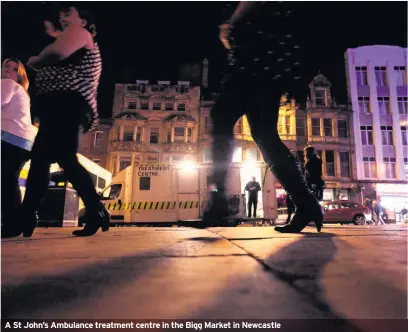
left=1, top=225, right=407, bottom=326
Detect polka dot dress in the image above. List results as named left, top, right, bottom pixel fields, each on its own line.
left=36, top=43, right=102, bottom=132
left=224, top=1, right=302, bottom=88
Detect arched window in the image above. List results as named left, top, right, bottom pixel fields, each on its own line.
left=94, top=131, right=104, bottom=147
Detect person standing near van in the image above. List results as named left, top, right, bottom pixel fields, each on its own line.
left=245, top=176, right=261, bottom=218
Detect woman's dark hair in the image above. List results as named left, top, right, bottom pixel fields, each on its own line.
left=60, top=5, right=97, bottom=37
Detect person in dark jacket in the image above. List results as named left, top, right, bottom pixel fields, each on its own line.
left=245, top=176, right=261, bottom=218
left=193, top=1, right=323, bottom=233
left=304, top=146, right=324, bottom=201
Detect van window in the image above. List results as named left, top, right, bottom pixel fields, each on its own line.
left=98, top=177, right=106, bottom=190
left=140, top=177, right=151, bottom=190
left=101, top=184, right=122, bottom=200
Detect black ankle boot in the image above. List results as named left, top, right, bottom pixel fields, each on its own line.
left=2, top=225, right=23, bottom=238
left=267, top=154, right=323, bottom=233
left=72, top=205, right=110, bottom=237
left=22, top=213, right=39, bottom=238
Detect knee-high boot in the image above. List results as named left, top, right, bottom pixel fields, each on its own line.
left=269, top=153, right=323, bottom=233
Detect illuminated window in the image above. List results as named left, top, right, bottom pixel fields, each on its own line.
left=358, top=97, right=370, bottom=114
left=378, top=97, right=390, bottom=115
left=141, top=101, right=149, bottom=110
left=94, top=131, right=104, bottom=147
left=380, top=126, right=393, bottom=146
left=315, top=89, right=327, bottom=107
left=374, top=66, right=387, bottom=86
left=177, top=103, right=186, bottom=111
left=278, top=116, right=284, bottom=134
left=123, top=126, right=134, bottom=141
left=149, top=127, right=159, bottom=144
left=152, top=102, right=161, bottom=110
left=151, top=85, right=159, bottom=92
left=127, top=101, right=137, bottom=109
left=285, top=116, right=291, bottom=134
left=311, top=118, right=320, bottom=136
left=398, top=97, right=408, bottom=114
left=361, top=126, right=373, bottom=145
left=234, top=117, right=243, bottom=134
left=363, top=157, right=376, bottom=178
left=174, top=127, right=185, bottom=143
left=187, top=128, right=193, bottom=143
left=383, top=157, right=396, bottom=179
left=355, top=66, right=367, bottom=86
left=394, top=66, right=407, bottom=86
left=401, top=126, right=408, bottom=146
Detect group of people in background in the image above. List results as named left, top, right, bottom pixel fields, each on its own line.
left=2, top=5, right=109, bottom=238
left=364, top=198, right=386, bottom=225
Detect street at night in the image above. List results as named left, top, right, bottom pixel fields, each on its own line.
left=2, top=224, right=407, bottom=324
left=2, top=1, right=408, bottom=330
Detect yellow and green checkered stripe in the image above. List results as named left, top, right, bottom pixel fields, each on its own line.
left=103, top=201, right=210, bottom=211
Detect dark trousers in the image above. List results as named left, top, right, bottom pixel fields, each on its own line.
left=1, top=141, right=30, bottom=228
left=22, top=92, right=100, bottom=216
left=210, top=78, right=290, bottom=194
left=247, top=196, right=258, bottom=218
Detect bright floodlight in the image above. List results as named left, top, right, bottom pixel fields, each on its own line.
left=181, top=160, right=196, bottom=171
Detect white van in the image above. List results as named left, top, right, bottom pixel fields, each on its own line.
left=93, top=162, right=278, bottom=225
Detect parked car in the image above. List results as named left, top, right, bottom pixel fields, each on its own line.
left=321, top=200, right=371, bottom=225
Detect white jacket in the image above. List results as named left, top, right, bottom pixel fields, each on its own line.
left=1, top=79, right=37, bottom=144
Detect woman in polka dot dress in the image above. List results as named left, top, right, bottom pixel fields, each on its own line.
left=197, top=1, right=323, bottom=233
left=21, top=6, right=110, bottom=237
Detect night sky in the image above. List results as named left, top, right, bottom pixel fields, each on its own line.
left=2, top=1, right=407, bottom=118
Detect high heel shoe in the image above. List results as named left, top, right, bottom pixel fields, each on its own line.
left=72, top=207, right=110, bottom=237
left=22, top=213, right=38, bottom=238
left=275, top=205, right=323, bottom=233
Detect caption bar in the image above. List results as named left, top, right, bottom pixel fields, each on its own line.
left=4, top=321, right=281, bottom=330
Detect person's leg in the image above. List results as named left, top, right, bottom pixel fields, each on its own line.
left=253, top=198, right=258, bottom=218
left=19, top=125, right=54, bottom=237
left=247, top=198, right=252, bottom=218
left=49, top=92, right=109, bottom=236
left=196, top=79, right=246, bottom=227
left=245, top=83, right=323, bottom=233
left=1, top=141, right=30, bottom=236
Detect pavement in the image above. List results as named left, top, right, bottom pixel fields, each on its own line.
left=1, top=224, right=407, bottom=330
